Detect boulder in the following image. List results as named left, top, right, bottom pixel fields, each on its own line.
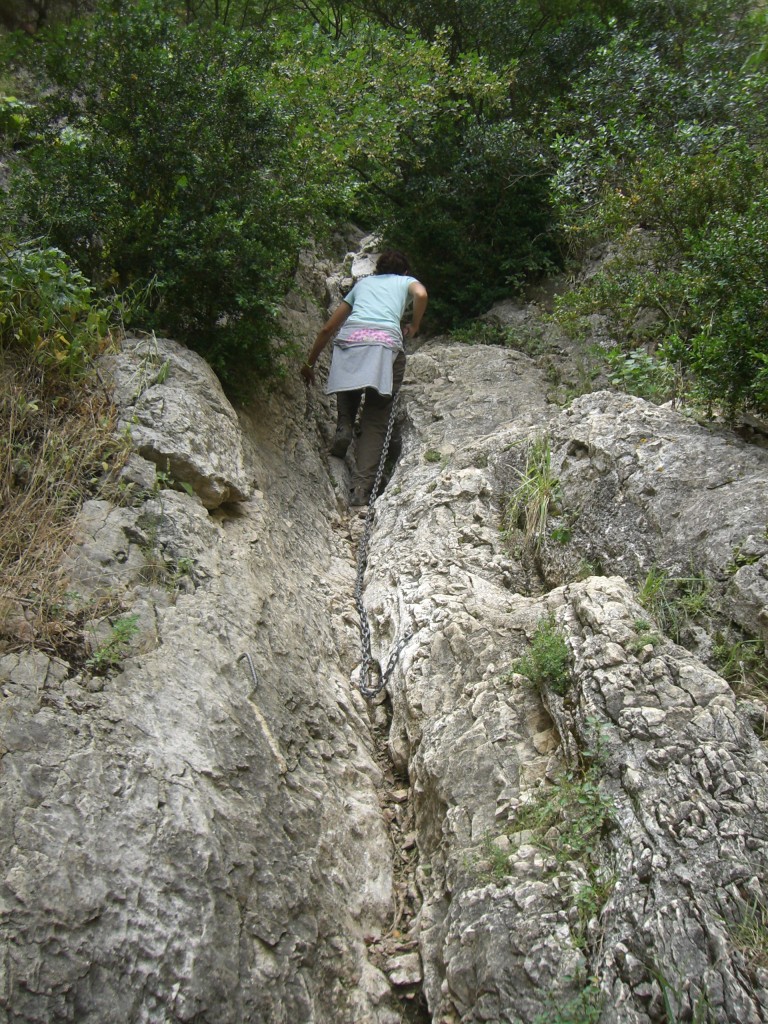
left=101, top=334, right=251, bottom=509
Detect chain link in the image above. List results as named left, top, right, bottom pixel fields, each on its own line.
left=354, top=390, right=411, bottom=699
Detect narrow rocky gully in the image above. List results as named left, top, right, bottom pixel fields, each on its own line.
left=2, top=237, right=768, bottom=1024
left=352, top=684, right=428, bottom=1023
left=302, top=235, right=768, bottom=1024
left=269, top=238, right=768, bottom=1024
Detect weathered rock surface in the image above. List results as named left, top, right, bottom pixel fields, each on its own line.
left=101, top=333, right=251, bottom=509
left=543, top=392, right=768, bottom=647
left=3, top=245, right=768, bottom=1024
left=1, top=257, right=405, bottom=1024
left=365, top=339, right=768, bottom=1022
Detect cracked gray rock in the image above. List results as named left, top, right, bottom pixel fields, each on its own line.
left=3, top=251, right=768, bottom=1024
left=365, top=340, right=768, bottom=1023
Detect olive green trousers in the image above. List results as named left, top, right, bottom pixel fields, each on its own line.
left=336, top=351, right=405, bottom=499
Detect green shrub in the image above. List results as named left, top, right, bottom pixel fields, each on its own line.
left=87, top=613, right=141, bottom=672
left=555, top=137, right=768, bottom=416
left=515, top=614, right=571, bottom=695
left=4, top=2, right=307, bottom=389
left=0, top=237, right=109, bottom=375
left=546, top=0, right=768, bottom=418
left=383, top=120, right=562, bottom=326
left=607, top=347, right=676, bottom=403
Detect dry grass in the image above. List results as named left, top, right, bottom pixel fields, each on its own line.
left=0, top=354, right=128, bottom=656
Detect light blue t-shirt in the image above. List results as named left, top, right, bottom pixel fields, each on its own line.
left=343, top=274, right=418, bottom=334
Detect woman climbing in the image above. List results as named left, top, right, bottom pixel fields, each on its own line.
left=301, top=250, right=428, bottom=506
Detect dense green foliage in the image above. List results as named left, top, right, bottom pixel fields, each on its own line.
left=4, top=8, right=310, bottom=383
left=0, top=235, right=109, bottom=374
left=549, top=2, right=768, bottom=417
left=1, top=0, right=767, bottom=410
left=383, top=120, right=561, bottom=325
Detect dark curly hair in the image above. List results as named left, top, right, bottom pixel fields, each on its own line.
left=375, top=250, right=411, bottom=276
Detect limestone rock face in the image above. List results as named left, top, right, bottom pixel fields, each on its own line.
left=3, top=247, right=768, bottom=1024
left=1, top=259, right=404, bottom=1024
left=544, top=392, right=768, bottom=647
left=102, top=333, right=251, bottom=509
left=365, top=340, right=768, bottom=1023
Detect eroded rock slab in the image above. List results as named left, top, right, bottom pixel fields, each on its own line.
left=364, top=339, right=768, bottom=1023
left=543, top=392, right=768, bottom=647
left=1, top=259, right=404, bottom=1023
left=101, top=334, right=251, bottom=509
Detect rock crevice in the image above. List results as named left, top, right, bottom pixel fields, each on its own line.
left=2, top=247, right=768, bottom=1023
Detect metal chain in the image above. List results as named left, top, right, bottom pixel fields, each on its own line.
left=354, top=390, right=412, bottom=699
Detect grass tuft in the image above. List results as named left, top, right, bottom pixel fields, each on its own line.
left=0, top=356, right=128, bottom=656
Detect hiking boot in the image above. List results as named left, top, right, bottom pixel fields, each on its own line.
left=349, top=486, right=370, bottom=507
left=330, top=425, right=352, bottom=458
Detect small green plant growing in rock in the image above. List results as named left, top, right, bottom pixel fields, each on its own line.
left=533, top=976, right=603, bottom=1024
left=448, top=321, right=510, bottom=346
left=153, top=462, right=194, bottom=497
left=424, top=449, right=442, bottom=463
left=606, top=346, right=676, bottom=403
left=514, top=764, right=614, bottom=868
left=727, top=543, right=762, bottom=574
left=728, top=896, right=768, bottom=971
left=645, top=960, right=715, bottom=1024
left=574, top=557, right=604, bottom=581
left=86, top=613, right=140, bottom=672
left=475, top=832, right=512, bottom=885
left=628, top=618, right=662, bottom=654
left=550, top=525, right=572, bottom=545
left=573, top=874, right=617, bottom=950
left=502, top=434, right=562, bottom=555
left=168, top=556, right=196, bottom=589
left=637, top=565, right=711, bottom=643
left=712, top=632, right=768, bottom=697
left=515, top=614, right=570, bottom=696
left=510, top=725, right=616, bottom=952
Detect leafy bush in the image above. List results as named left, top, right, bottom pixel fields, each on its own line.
left=4, top=2, right=312, bottom=389
left=514, top=760, right=613, bottom=864
left=383, top=119, right=562, bottom=326
left=606, top=348, right=676, bottom=403
left=0, top=237, right=109, bottom=375
left=5, top=0, right=767, bottom=399
left=356, top=0, right=629, bottom=86
left=543, top=1, right=768, bottom=416
left=555, top=136, right=768, bottom=416
left=515, top=614, right=571, bottom=695
left=268, top=23, right=553, bottom=326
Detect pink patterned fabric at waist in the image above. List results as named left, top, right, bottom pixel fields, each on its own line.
left=346, top=328, right=392, bottom=343
left=336, top=324, right=402, bottom=349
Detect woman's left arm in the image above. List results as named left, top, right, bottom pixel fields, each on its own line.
left=404, top=282, right=429, bottom=338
